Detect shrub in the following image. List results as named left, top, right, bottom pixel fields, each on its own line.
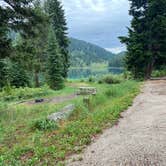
left=152, top=69, right=166, bottom=77
left=105, top=88, right=118, bottom=97
left=32, top=119, right=59, bottom=131
left=99, top=74, right=123, bottom=84
left=0, top=85, right=54, bottom=102
left=98, top=80, right=103, bottom=84
left=88, top=77, right=95, bottom=82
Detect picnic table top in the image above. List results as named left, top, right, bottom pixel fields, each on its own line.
left=79, top=87, right=96, bottom=89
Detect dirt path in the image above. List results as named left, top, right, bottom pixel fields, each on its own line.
left=21, top=93, right=77, bottom=105
left=67, top=80, right=166, bottom=166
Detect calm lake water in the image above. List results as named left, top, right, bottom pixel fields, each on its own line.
left=68, top=67, right=124, bottom=79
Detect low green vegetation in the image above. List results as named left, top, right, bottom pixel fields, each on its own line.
left=0, top=85, right=74, bottom=103
left=0, top=79, right=140, bottom=165
left=98, top=74, right=124, bottom=84
left=152, top=68, right=166, bottom=78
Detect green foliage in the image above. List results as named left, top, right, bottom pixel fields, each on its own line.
left=0, top=80, right=140, bottom=165
left=7, top=62, right=29, bottom=88
left=32, top=119, right=58, bottom=131
left=69, top=38, right=115, bottom=67
left=0, top=0, right=44, bottom=60
left=108, top=52, right=125, bottom=67
left=12, top=3, right=49, bottom=88
left=99, top=74, right=123, bottom=84
left=0, top=59, right=29, bottom=89
left=47, top=27, right=64, bottom=90
left=120, top=0, right=166, bottom=79
left=88, top=77, right=95, bottom=83
left=46, top=0, right=69, bottom=78
left=0, top=85, right=53, bottom=102
left=0, top=7, right=11, bottom=59
left=105, top=88, right=118, bottom=97
left=152, top=68, right=166, bottom=77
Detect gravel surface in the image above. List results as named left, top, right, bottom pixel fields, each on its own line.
left=67, top=80, right=166, bottom=166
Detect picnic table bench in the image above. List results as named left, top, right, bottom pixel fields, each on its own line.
left=77, top=87, right=97, bottom=95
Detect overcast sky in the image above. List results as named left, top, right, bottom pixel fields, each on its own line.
left=61, top=0, right=131, bottom=53
left=0, top=0, right=131, bottom=53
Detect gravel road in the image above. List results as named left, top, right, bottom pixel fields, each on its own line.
left=67, top=80, right=166, bottom=166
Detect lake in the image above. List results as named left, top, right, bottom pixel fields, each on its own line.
left=68, top=67, right=124, bottom=79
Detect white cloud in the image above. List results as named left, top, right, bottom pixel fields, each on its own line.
left=105, top=46, right=126, bottom=54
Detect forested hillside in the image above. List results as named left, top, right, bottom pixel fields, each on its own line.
left=108, top=52, right=126, bottom=68
left=69, top=38, right=115, bottom=67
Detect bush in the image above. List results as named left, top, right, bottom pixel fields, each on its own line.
left=98, top=80, right=103, bottom=84
left=33, top=119, right=59, bottom=131
left=123, top=71, right=133, bottom=80
left=88, top=77, right=95, bottom=83
left=99, top=74, right=123, bottom=84
left=152, top=69, right=166, bottom=77
left=105, top=88, right=118, bottom=97
left=0, top=85, right=54, bottom=102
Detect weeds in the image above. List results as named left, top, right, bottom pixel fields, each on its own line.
left=0, top=85, right=74, bottom=102
left=0, top=80, right=140, bottom=165
left=32, top=119, right=59, bottom=131
left=98, top=74, right=123, bottom=84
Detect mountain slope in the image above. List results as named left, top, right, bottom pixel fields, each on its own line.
left=108, top=51, right=126, bottom=67
left=69, top=38, right=115, bottom=67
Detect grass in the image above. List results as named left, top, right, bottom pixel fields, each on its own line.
left=0, top=84, right=75, bottom=103
left=0, top=80, right=140, bottom=165
left=152, top=68, right=166, bottom=77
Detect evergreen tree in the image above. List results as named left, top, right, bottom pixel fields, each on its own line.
left=147, top=0, right=166, bottom=72
left=120, top=0, right=166, bottom=79
left=0, top=0, right=44, bottom=37
left=47, top=27, right=64, bottom=90
left=0, top=7, right=11, bottom=59
left=0, top=59, right=29, bottom=88
left=12, top=2, right=49, bottom=87
left=0, top=0, right=45, bottom=88
left=45, top=0, right=69, bottom=78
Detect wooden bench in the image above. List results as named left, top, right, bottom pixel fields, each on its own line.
left=77, top=87, right=97, bottom=95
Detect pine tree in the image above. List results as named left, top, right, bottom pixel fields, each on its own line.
left=45, top=0, right=69, bottom=78
left=12, top=1, right=49, bottom=87
left=0, top=0, right=45, bottom=88
left=47, top=27, right=64, bottom=90
left=120, top=0, right=166, bottom=79
left=0, top=59, right=29, bottom=88
left=120, top=0, right=149, bottom=78
left=0, top=6, right=12, bottom=59
left=147, top=0, right=166, bottom=72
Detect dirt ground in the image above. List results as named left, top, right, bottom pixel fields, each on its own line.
left=20, top=93, right=77, bottom=105
left=67, top=80, right=166, bottom=166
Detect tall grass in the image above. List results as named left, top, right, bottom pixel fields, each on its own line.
left=0, top=81, right=140, bottom=165
left=0, top=85, right=75, bottom=102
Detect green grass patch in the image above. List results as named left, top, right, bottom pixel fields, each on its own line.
left=0, top=80, right=140, bottom=165
left=0, top=85, right=75, bottom=103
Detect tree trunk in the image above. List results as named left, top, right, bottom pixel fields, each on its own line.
left=145, top=59, right=155, bottom=80
left=34, top=70, right=40, bottom=87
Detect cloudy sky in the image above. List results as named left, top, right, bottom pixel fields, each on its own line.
left=0, top=0, right=131, bottom=53
left=61, top=0, right=131, bottom=53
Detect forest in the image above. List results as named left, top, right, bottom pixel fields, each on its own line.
left=0, top=0, right=166, bottom=165
left=69, top=38, right=115, bottom=67
left=0, top=0, right=69, bottom=90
